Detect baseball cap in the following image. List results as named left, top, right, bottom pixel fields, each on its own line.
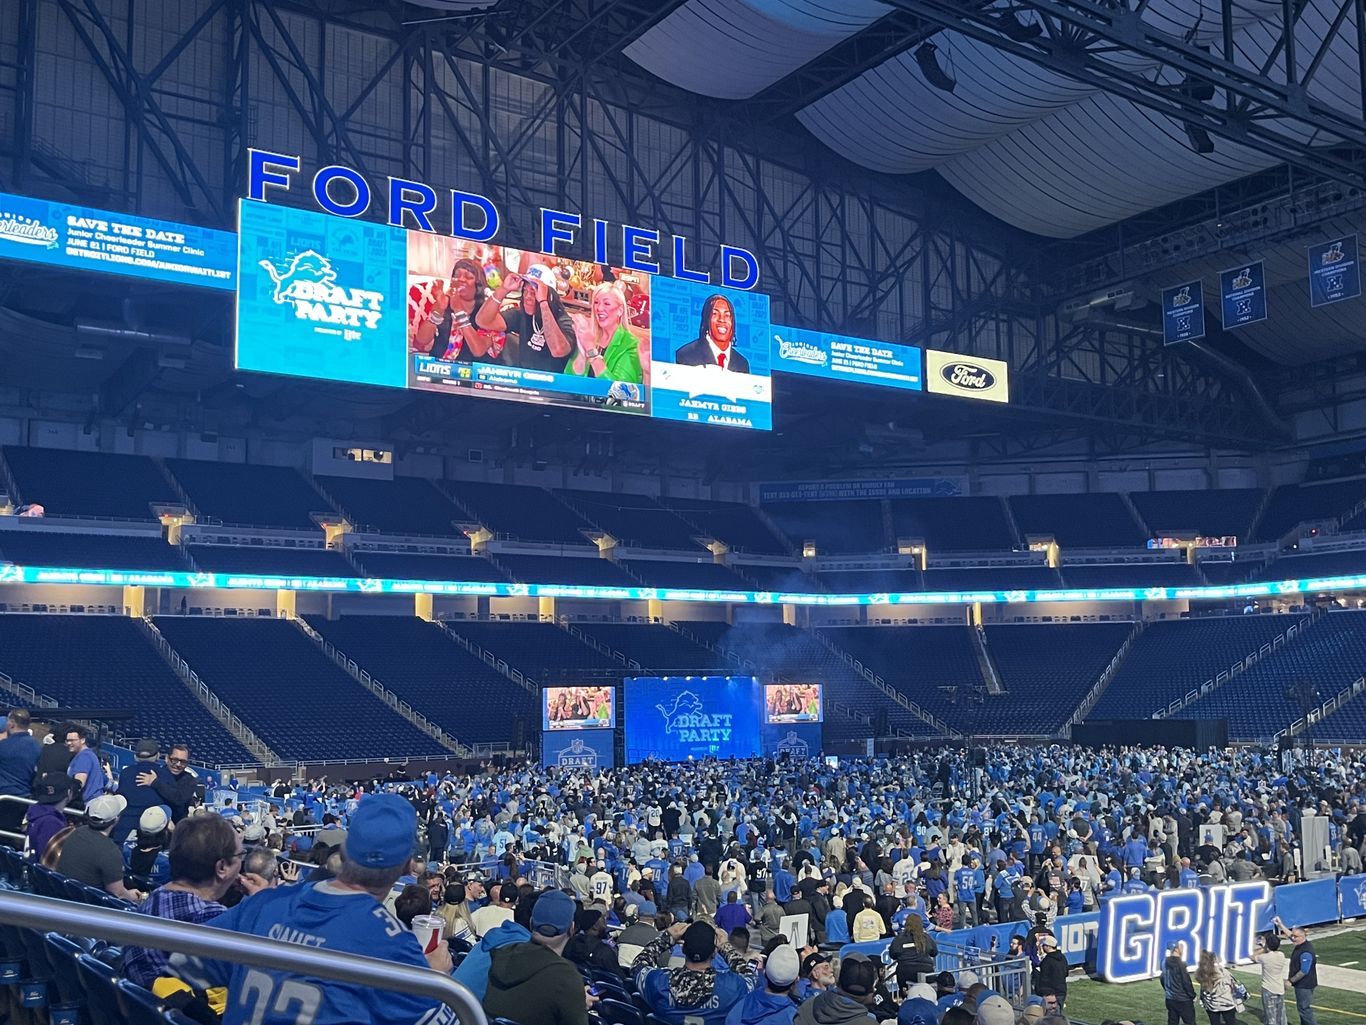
left=838, top=952, right=877, bottom=997
left=801, top=952, right=830, bottom=978
left=499, top=885, right=518, bottom=905
left=906, top=983, right=939, bottom=1002
left=530, top=889, right=575, bottom=937
left=765, top=944, right=800, bottom=987
left=85, top=793, right=127, bottom=826
left=523, top=264, right=557, bottom=290
left=343, top=793, right=417, bottom=869
left=959, top=970, right=980, bottom=989
left=135, top=738, right=159, bottom=758
left=1039, top=933, right=1058, bottom=949
left=900, top=997, right=940, bottom=1025
left=139, top=806, right=170, bottom=834
left=33, top=772, right=73, bottom=805
left=1021, top=999, right=1046, bottom=1024
left=976, top=994, right=1016, bottom=1025
left=682, top=921, right=717, bottom=964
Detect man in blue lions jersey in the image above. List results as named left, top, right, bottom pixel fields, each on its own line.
left=172, top=793, right=457, bottom=1025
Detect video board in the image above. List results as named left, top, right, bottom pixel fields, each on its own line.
left=542, top=686, right=616, bottom=731
left=235, top=200, right=773, bottom=429
left=771, top=325, right=921, bottom=392
left=624, top=675, right=764, bottom=763
left=764, top=683, right=823, bottom=724
left=0, top=191, right=236, bottom=290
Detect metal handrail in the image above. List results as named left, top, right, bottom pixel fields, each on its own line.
left=0, top=794, right=87, bottom=848
left=0, top=890, right=487, bottom=1025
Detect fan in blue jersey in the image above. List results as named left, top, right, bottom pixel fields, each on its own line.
left=171, top=793, right=457, bottom=1025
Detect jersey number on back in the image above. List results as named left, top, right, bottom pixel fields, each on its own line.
left=239, top=969, right=323, bottom=1025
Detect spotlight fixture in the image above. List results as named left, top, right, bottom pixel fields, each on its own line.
left=1182, top=122, right=1215, bottom=154
left=914, top=41, right=957, bottom=93
left=994, top=9, right=1043, bottom=40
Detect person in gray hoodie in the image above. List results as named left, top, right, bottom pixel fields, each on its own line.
left=794, top=952, right=879, bottom=1025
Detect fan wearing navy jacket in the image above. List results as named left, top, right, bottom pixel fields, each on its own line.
left=171, top=793, right=456, bottom=1025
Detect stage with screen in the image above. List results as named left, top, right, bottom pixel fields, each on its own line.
left=624, top=675, right=823, bottom=763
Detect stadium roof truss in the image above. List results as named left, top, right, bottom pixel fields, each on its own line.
left=0, top=0, right=1303, bottom=455
left=885, top=0, right=1366, bottom=191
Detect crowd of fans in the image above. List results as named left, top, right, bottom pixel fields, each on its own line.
left=0, top=707, right=1361, bottom=1025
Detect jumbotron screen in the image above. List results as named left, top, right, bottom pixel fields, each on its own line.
left=542, top=686, right=616, bottom=731
left=765, top=683, right=823, bottom=724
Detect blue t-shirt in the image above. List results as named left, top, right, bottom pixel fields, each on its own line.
left=174, top=881, right=457, bottom=1025
left=0, top=733, right=40, bottom=797
left=67, top=748, right=105, bottom=802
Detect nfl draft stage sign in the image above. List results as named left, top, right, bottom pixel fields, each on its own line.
left=1097, top=881, right=1270, bottom=983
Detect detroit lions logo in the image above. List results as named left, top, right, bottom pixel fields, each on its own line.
left=255, top=250, right=384, bottom=331
left=658, top=691, right=704, bottom=733
left=657, top=690, right=735, bottom=743
left=259, top=250, right=336, bottom=304
left=0, top=563, right=20, bottom=583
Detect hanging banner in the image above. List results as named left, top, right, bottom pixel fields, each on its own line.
left=1219, top=261, right=1267, bottom=328
left=1161, top=280, right=1205, bottom=345
left=1307, top=234, right=1360, bottom=307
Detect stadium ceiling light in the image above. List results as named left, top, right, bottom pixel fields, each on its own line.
left=914, top=42, right=957, bottom=93
left=1183, top=122, right=1215, bottom=154
left=993, top=9, right=1043, bottom=41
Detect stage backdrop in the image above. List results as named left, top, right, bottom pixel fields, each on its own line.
left=625, top=675, right=763, bottom=762
left=540, top=729, right=615, bottom=770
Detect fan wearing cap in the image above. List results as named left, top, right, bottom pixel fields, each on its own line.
left=113, top=738, right=166, bottom=843
left=475, top=263, right=575, bottom=373
left=1035, top=932, right=1069, bottom=1008
left=722, top=941, right=800, bottom=1025
left=168, top=793, right=458, bottom=1025
left=483, top=889, right=593, bottom=1025
left=26, top=770, right=75, bottom=863
left=56, top=792, right=141, bottom=899
left=124, top=806, right=173, bottom=890
left=633, top=919, right=758, bottom=1025
left=794, top=952, right=879, bottom=1025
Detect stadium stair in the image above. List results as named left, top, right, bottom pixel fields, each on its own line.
left=1172, top=610, right=1366, bottom=738
left=139, top=617, right=281, bottom=764
left=1308, top=676, right=1366, bottom=741
left=291, top=616, right=467, bottom=755
left=0, top=614, right=255, bottom=766
left=302, top=615, right=537, bottom=752
left=1063, top=619, right=1145, bottom=730
left=1147, top=609, right=1324, bottom=718
left=151, top=616, right=451, bottom=761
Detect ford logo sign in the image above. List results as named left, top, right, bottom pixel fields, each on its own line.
left=942, top=361, right=995, bottom=390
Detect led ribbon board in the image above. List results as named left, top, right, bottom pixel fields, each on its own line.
left=1097, top=882, right=1270, bottom=983
left=4, top=564, right=1366, bottom=606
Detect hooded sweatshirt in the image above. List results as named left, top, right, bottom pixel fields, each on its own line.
left=483, top=940, right=588, bottom=1025
left=726, top=987, right=799, bottom=1025
left=793, top=991, right=877, bottom=1025
left=451, top=918, right=530, bottom=1000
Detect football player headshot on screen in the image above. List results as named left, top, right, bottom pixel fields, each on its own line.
left=673, top=293, right=750, bottom=372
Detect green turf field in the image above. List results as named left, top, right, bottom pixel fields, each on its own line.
left=1063, top=927, right=1366, bottom=1025
left=1064, top=975, right=1366, bottom=1025
left=1311, top=931, right=1366, bottom=969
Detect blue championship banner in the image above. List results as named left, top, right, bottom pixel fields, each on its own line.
left=1162, top=280, right=1205, bottom=345
left=1308, top=234, right=1360, bottom=307
left=0, top=191, right=236, bottom=290
left=649, top=277, right=773, bottom=430
left=771, top=325, right=921, bottom=391
left=541, top=729, right=615, bottom=770
left=236, top=200, right=408, bottom=388
left=1219, top=261, right=1267, bottom=328
left=624, top=675, right=764, bottom=762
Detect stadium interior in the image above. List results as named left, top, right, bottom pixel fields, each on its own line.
left=1, top=2, right=1365, bottom=1025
